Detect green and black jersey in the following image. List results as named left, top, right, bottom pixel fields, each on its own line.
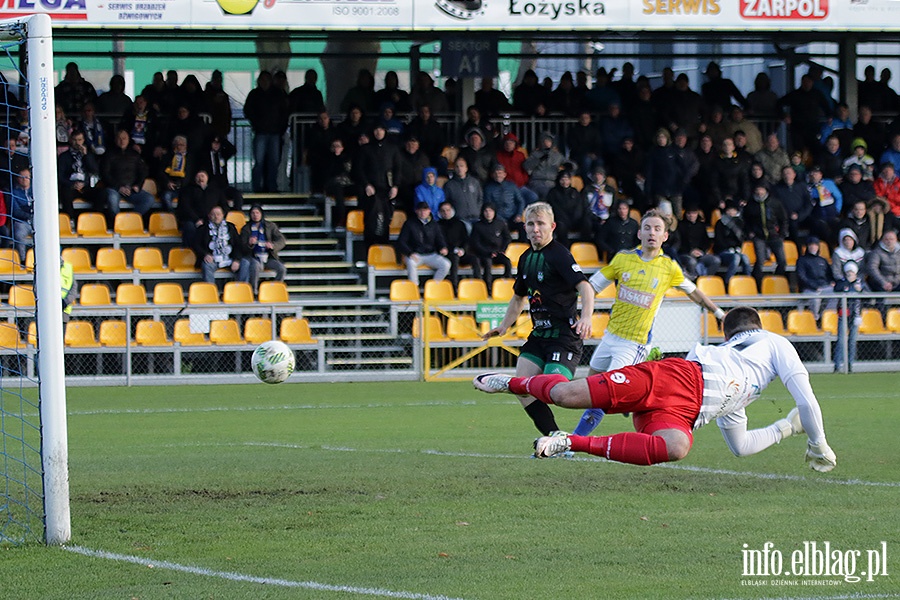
left=513, top=239, right=587, bottom=340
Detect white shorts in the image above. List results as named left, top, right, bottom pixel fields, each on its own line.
left=588, top=330, right=648, bottom=373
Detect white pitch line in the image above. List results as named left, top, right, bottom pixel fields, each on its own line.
left=723, top=593, right=898, bottom=600
left=176, top=441, right=900, bottom=489
left=67, top=400, right=481, bottom=416
left=62, top=545, right=469, bottom=600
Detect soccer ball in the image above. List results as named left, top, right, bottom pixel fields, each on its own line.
left=251, top=340, right=295, bottom=384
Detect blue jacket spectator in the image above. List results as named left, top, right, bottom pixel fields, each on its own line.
left=414, top=167, right=444, bottom=216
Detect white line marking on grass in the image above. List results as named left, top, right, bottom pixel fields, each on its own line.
left=68, top=400, right=480, bottom=416
left=723, top=593, right=898, bottom=600
left=62, top=545, right=469, bottom=600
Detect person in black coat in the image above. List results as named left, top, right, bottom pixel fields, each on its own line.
left=743, top=183, right=789, bottom=283
left=773, top=165, right=814, bottom=243
left=354, top=125, right=402, bottom=246
left=437, top=201, right=479, bottom=287
left=468, top=202, right=512, bottom=288
left=395, top=202, right=450, bottom=286
left=177, top=170, right=228, bottom=248
left=676, top=204, right=721, bottom=280
left=544, top=170, right=589, bottom=248
left=57, top=130, right=100, bottom=215
left=594, top=199, right=639, bottom=261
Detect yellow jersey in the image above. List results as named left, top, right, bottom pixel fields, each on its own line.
left=598, top=248, right=686, bottom=344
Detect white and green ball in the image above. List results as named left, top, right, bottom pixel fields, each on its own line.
left=251, top=340, right=295, bottom=384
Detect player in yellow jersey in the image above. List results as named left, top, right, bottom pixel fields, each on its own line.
left=573, top=209, right=725, bottom=435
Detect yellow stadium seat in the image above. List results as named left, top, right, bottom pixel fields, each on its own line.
left=412, top=316, right=448, bottom=341
left=345, top=210, right=365, bottom=235
left=595, top=282, right=616, bottom=300
left=174, top=319, right=210, bottom=346
left=759, top=310, right=788, bottom=335
left=514, top=313, right=532, bottom=338
left=168, top=247, right=199, bottom=272
left=570, top=242, right=602, bottom=269
left=59, top=213, right=76, bottom=238
left=7, top=285, right=35, bottom=308
left=389, top=211, right=407, bottom=235
left=886, top=309, right=900, bottom=334
left=223, top=281, right=254, bottom=304
left=783, top=240, right=799, bottom=266
left=99, top=320, right=128, bottom=347
left=244, top=318, right=274, bottom=344
left=491, top=278, right=515, bottom=301
left=859, top=309, right=889, bottom=335
left=0, top=248, right=25, bottom=274
left=79, top=283, right=112, bottom=306
left=761, top=275, right=790, bottom=295
left=0, top=322, right=23, bottom=349
left=505, top=242, right=529, bottom=266
left=591, top=313, right=610, bottom=338
left=280, top=317, right=316, bottom=344
left=787, top=310, right=822, bottom=336
left=115, top=283, right=148, bottom=306
left=258, top=281, right=290, bottom=303
left=65, top=321, right=100, bottom=347
left=152, top=283, right=185, bottom=305
left=188, top=282, right=219, bottom=304
left=134, top=320, right=172, bottom=347
left=27, top=321, right=37, bottom=346
left=367, top=244, right=400, bottom=269
left=61, top=247, right=96, bottom=274
left=821, top=310, right=838, bottom=335
left=95, top=248, right=131, bottom=274
left=629, top=208, right=642, bottom=222
left=817, top=242, right=831, bottom=262
left=113, top=212, right=146, bottom=237
left=570, top=174, right=585, bottom=192
left=741, top=241, right=757, bottom=264
left=25, top=248, right=34, bottom=272
left=457, top=278, right=488, bottom=302
left=727, top=275, right=758, bottom=296
left=226, top=210, right=247, bottom=232
left=704, top=312, right=724, bottom=339
left=446, top=315, right=482, bottom=341
left=424, top=279, right=455, bottom=302
left=209, top=319, right=243, bottom=345
left=76, top=212, right=112, bottom=238
left=389, top=279, right=420, bottom=302
left=148, top=212, right=180, bottom=237
left=132, top=247, right=167, bottom=273
left=696, top=275, right=726, bottom=297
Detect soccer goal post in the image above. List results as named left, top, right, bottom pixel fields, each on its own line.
left=0, top=13, right=69, bottom=546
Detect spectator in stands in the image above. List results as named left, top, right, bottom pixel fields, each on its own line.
left=443, top=156, right=483, bottom=229
left=874, top=161, right=900, bottom=220
left=320, top=137, right=356, bottom=230
left=140, top=71, right=165, bottom=116
left=415, top=167, right=444, bottom=215
left=289, top=69, right=326, bottom=114
left=405, top=104, right=446, bottom=168
left=795, top=236, right=833, bottom=319
left=807, top=165, right=843, bottom=245
left=545, top=170, right=589, bottom=248
left=565, top=109, right=603, bottom=179
left=594, top=199, right=638, bottom=261
left=711, top=137, right=749, bottom=211
left=244, top=71, right=289, bottom=193
left=335, top=105, right=368, bottom=161
left=691, top=134, right=717, bottom=217
left=55, top=62, right=97, bottom=116
left=612, top=136, right=646, bottom=211
left=0, top=131, right=27, bottom=195
left=523, top=132, right=565, bottom=200
left=78, top=102, right=107, bottom=157
left=460, top=106, right=494, bottom=145
left=779, top=74, right=830, bottom=154
left=95, top=75, right=132, bottom=131
left=702, top=105, right=731, bottom=149
left=55, top=104, right=72, bottom=154
left=177, top=170, right=228, bottom=248
left=120, top=95, right=159, bottom=164
left=816, top=135, right=845, bottom=183
left=774, top=165, right=814, bottom=243
left=376, top=102, right=405, bottom=142
left=494, top=133, right=535, bottom=202
left=746, top=72, right=779, bottom=117
left=585, top=67, right=620, bottom=113
left=833, top=260, right=867, bottom=373
left=9, top=168, right=32, bottom=263
left=630, top=84, right=658, bottom=152
left=858, top=66, right=881, bottom=112
left=179, top=75, right=208, bottom=119
left=839, top=197, right=875, bottom=252
left=611, top=62, right=639, bottom=113
left=475, top=77, right=511, bottom=117
left=101, top=129, right=154, bottom=218
left=469, top=202, right=512, bottom=288
left=373, top=71, right=412, bottom=114
left=866, top=229, right=900, bottom=292
left=843, top=139, right=875, bottom=180
left=198, top=133, right=242, bottom=211
left=676, top=204, right=721, bottom=281
left=57, top=130, right=100, bottom=216
left=410, top=72, right=448, bottom=114
left=701, top=62, right=746, bottom=113
left=550, top=71, right=581, bottom=116
left=340, top=69, right=376, bottom=115
left=819, top=103, right=854, bottom=149
left=727, top=106, right=763, bottom=155
left=157, top=134, right=192, bottom=213
left=396, top=135, right=430, bottom=215
left=241, top=205, right=287, bottom=294
left=458, top=127, right=493, bottom=183
left=159, top=70, right=185, bottom=120
left=667, top=73, right=704, bottom=141
left=831, top=228, right=866, bottom=283
left=513, top=69, right=549, bottom=116
left=748, top=161, right=768, bottom=194
left=196, top=204, right=249, bottom=284
left=853, top=106, right=886, bottom=159
left=712, top=199, right=751, bottom=285
left=755, top=133, right=791, bottom=186
left=743, top=182, right=788, bottom=284
left=355, top=123, right=402, bottom=245
left=733, top=130, right=755, bottom=168
left=304, top=110, right=336, bottom=195
left=878, top=133, right=900, bottom=172
left=203, top=70, right=232, bottom=138
left=483, top=162, right=526, bottom=240
left=584, top=164, right=617, bottom=229
left=598, top=103, right=634, bottom=166
left=437, top=201, right=477, bottom=288
left=396, top=201, right=450, bottom=286
left=644, top=128, right=684, bottom=216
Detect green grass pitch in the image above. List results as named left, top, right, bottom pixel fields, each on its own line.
left=3, top=374, right=898, bottom=599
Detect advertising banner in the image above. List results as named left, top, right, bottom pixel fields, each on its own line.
left=4, top=0, right=900, bottom=31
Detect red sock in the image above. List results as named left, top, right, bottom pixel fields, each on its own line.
left=569, top=432, right=670, bottom=465
left=508, top=374, right=568, bottom=403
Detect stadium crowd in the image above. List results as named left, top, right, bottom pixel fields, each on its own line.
left=5, top=60, right=900, bottom=297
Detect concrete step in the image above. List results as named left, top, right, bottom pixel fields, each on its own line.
left=283, top=239, right=339, bottom=247
left=283, top=261, right=355, bottom=270
left=286, top=284, right=368, bottom=295
left=288, top=273, right=359, bottom=283
left=284, top=249, right=346, bottom=259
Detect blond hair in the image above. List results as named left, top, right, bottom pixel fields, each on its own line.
left=641, top=208, right=673, bottom=230
left=524, top=201, right=555, bottom=223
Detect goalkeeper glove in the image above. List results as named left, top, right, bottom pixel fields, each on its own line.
left=805, top=441, right=837, bottom=473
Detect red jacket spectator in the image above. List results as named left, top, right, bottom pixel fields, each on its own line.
left=873, top=165, right=900, bottom=217
left=495, top=133, right=529, bottom=188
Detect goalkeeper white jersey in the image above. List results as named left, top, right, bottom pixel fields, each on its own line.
left=687, top=329, right=811, bottom=430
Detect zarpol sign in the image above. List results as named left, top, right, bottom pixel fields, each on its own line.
left=440, top=37, right=498, bottom=79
